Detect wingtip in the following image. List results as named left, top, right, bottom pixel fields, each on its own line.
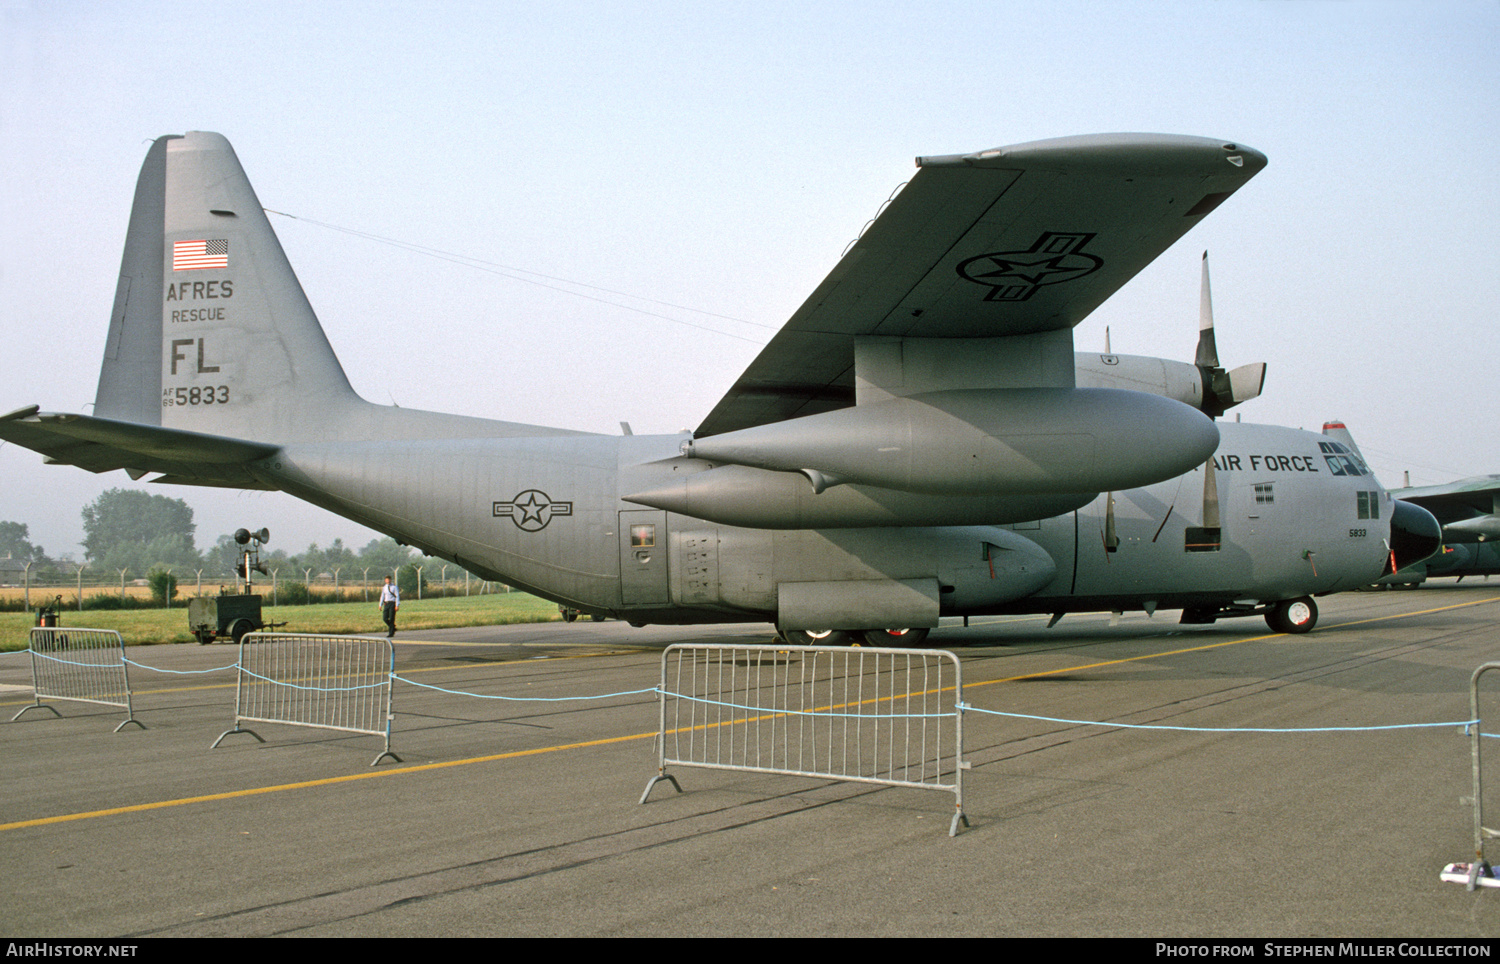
left=920, top=134, right=1267, bottom=177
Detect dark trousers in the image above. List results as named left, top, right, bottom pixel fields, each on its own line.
left=382, top=602, right=397, bottom=635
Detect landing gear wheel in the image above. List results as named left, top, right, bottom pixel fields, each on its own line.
left=590, top=613, right=606, bottom=622
left=560, top=608, right=578, bottom=623
left=860, top=628, right=930, bottom=648
left=786, top=629, right=855, bottom=646
left=1266, top=597, right=1317, bottom=634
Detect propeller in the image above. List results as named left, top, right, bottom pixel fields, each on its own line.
left=1097, top=255, right=1256, bottom=557
left=1189, top=253, right=1237, bottom=552
left=1195, top=252, right=1266, bottom=419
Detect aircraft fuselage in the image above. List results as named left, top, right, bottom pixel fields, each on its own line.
left=259, top=418, right=1396, bottom=628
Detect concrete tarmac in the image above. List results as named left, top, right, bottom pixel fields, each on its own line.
left=3, top=584, right=1500, bottom=937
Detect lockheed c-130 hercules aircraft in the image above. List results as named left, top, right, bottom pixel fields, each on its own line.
left=0, top=132, right=1441, bottom=643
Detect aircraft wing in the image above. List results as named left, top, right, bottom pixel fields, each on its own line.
left=1392, top=475, right=1500, bottom=525
left=697, top=134, right=1267, bottom=437
left=0, top=406, right=279, bottom=488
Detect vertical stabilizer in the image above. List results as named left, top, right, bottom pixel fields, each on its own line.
left=96, top=131, right=359, bottom=441
left=1321, top=420, right=1370, bottom=465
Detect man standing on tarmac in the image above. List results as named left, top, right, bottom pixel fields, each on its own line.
left=379, top=575, right=400, bottom=638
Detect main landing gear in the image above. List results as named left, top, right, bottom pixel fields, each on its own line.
left=781, top=628, right=933, bottom=647
left=1265, top=597, right=1318, bottom=634
left=1180, top=595, right=1320, bottom=634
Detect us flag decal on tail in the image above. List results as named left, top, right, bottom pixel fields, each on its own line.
left=172, top=239, right=229, bottom=271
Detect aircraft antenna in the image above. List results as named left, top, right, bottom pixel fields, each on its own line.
left=264, top=209, right=772, bottom=344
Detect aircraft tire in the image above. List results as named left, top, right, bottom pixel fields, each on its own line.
left=788, top=629, right=856, bottom=646
left=860, top=628, right=931, bottom=648
left=1266, top=597, right=1317, bottom=634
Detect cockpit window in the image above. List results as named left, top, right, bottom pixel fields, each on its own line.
left=1320, top=442, right=1369, bottom=476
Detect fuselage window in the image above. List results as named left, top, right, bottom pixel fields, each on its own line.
left=1356, top=491, right=1381, bottom=520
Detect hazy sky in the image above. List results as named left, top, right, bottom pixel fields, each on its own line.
left=3, top=1, right=1497, bottom=560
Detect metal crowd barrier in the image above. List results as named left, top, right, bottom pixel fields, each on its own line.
left=1447, top=661, right=1500, bottom=889
left=11, top=627, right=143, bottom=731
left=640, top=643, right=969, bottom=835
left=212, top=632, right=401, bottom=766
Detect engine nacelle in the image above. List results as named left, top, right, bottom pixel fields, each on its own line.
left=683, top=388, right=1218, bottom=496
left=1076, top=353, right=1266, bottom=415
left=623, top=461, right=1094, bottom=529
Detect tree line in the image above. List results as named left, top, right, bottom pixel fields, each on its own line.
left=2, top=488, right=484, bottom=597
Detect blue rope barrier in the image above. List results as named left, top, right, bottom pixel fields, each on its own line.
left=123, top=657, right=237, bottom=675
left=664, top=689, right=948, bottom=720
left=237, top=667, right=387, bottom=693
left=960, top=702, right=1477, bottom=734
left=14, top=640, right=1495, bottom=738
left=393, top=673, right=654, bottom=702
left=24, top=651, right=122, bottom=669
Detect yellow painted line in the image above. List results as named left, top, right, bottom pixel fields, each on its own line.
left=5, top=592, right=1498, bottom=833
left=1324, top=593, right=1500, bottom=628
left=0, top=729, right=661, bottom=833
left=970, top=593, right=1500, bottom=689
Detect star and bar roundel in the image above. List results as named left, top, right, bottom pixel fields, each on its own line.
left=493, top=490, right=573, bottom=532
left=956, top=231, right=1102, bottom=301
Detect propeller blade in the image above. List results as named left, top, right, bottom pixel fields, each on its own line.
left=1193, top=251, right=1265, bottom=418
left=1195, top=251, right=1219, bottom=370
left=1202, top=458, right=1221, bottom=530
left=1226, top=362, right=1266, bottom=405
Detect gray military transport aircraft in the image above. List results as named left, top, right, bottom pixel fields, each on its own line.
left=0, top=132, right=1441, bottom=643
left=1383, top=475, right=1500, bottom=584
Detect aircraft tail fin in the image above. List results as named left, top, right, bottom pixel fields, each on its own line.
left=95, top=132, right=359, bottom=442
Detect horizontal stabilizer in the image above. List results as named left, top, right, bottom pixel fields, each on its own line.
left=0, top=406, right=278, bottom=487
